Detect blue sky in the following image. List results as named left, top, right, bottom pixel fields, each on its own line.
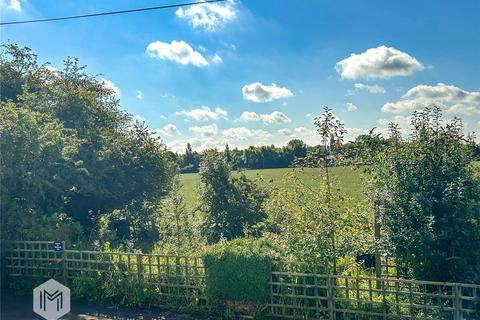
left=1, top=0, right=479, bottom=152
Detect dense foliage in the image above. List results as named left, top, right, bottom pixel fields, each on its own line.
left=371, top=108, right=480, bottom=283
left=198, top=151, right=268, bottom=243
left=264, top=168, right=373, bottom=273
left=204, top=238, right=277, bottom=303
left=0, top=44, right=175, bottom=245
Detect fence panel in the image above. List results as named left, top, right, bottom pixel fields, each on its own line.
left=4, top=241, right=206, bottom=302
left=269, top=272, right=480, bottom=320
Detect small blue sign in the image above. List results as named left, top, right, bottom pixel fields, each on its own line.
left=53, top=241, right=63, bottom=252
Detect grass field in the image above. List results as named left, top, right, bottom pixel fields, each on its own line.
left=179, top=167, right=367, bottom=209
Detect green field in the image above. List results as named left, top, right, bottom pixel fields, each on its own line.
left=179, top=167, right=367, bottom=209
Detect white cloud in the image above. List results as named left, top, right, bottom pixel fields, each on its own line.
left=156, top=124, right=180, bottom=137
left=382, top=83, right=480, bottom=116
left=176, top=0, right=237, bottom=32
left=1, top=0, right=22, bottom=11
left=222, top=127, right=272, bottom=141
left=351, top=83, right=386, bottom=94
left=146, top=40, right=209, bottom=67
left=346, top=102, right=358, bottom=112
left=239, top=111, right=291, bottom=125
left=378, top=115, right=412, bottom=127
left=260, top=111, right=291, bottom=125
left=344, top=128, right=370, bottom=142
left=160, top=114, right=167, bottom=120
left=136, top=90, right=143, bottom=99
left=278, top=128, right=293, bottom=136
left=189, top=123, right=218, bottom=137
left=335, top=45, right=423, bottom=79
left=239, top=111, right=260, bottom=121
left=212, top=54, right=223, bottom=64
left=175, top=106, right=228, bottom=121
left=100, top=78, right=120, bottom=96
left=242, top=82, right=293, bottom=103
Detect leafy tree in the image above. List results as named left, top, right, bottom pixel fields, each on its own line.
left=1, top=44, right=175, bottom=243
left=286, top=139, right=307, bottom=160
left=224, top=143, right=232, bottom=164
left=372, top=107, right=480, bottom=282
left=198, top=151, right=268, bottom=244
left=0, top=102, right=82, bottom=240
left=180, top=142, right=201, bottom=173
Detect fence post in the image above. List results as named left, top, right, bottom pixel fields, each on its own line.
left=453, top=283, right=461, bottom=320
left=327, top=275, right=335, bottom=320
left=62, top=241, right=67, bottom=281
left=137, top=253, right=143, bottom=282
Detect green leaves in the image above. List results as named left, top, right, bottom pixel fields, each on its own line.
left=1, top=44, right=175, bottom=245
left=204, top=238, right=277, bottom=303
left=198, top=151, right=268, bottom=244
left=264, top=168, right=373, bottom=272
left=371, top=107, right=480, bottom=282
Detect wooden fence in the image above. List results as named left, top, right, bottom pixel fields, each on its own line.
left=3, top=241, right=205, bottom=302
left=270, top=271, right=479, bottom=319
left=3, top=241, right=479, bottom=319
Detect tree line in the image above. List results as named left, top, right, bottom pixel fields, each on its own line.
left=173, top=134, right=480, bottom=173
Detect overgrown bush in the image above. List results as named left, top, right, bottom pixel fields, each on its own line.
left=199, top=151, right=268, bottom=243
left=204, top=238, right=278, bottom=304
left=1, top=43, right=175, bottom=245
left=371, top=107, right=480, bottom=283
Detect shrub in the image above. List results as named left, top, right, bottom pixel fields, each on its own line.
left=204, top=238, right=277, bottom=303
left=199, top=151, right=268, bottom=244
left=371, top=107, right=480, bottom=283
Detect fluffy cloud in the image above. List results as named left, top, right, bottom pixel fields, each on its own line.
left=378, top=115, right=412, bottom=127
left=189, top=123, right=218, bottom=137
left=146, top=40, right=208, bottom=67
left=336, top=45, right=423, bottom=79
left=346, top=102, right=358, bottom=112
left=351, top=83, right=386, bottom=94
left=382, top=83, right=480, bottom=116
left=176, top=0, right=236, bottom=31
left=242, top=82, right=293, bottom=103
left=100, top=78, right=120, bottom=96
left=239, top=111, right=291, bottom=124
left=278, top=128, right=292, bottom=136
left=175, top=106, right=228, bottom=121
left=156, top=124, right=180, bottom=137
left=239, top=111, right=260, bottom=121
left=136, top=90, right=143, bottom=99
left=222, top=127, right=272, bottom=141
left=260, top=111, right=291, bottom=124
left=1, top=0, right=21, bottom=11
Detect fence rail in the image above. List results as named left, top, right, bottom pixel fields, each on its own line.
left=4, top=241, right=205, bottom=301
left=270, top=271, right=480, bottom=319
left=3, top=241, right=479, bottom=319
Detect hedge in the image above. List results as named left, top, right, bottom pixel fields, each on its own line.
left=203, top=238, right=277, bottom=303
